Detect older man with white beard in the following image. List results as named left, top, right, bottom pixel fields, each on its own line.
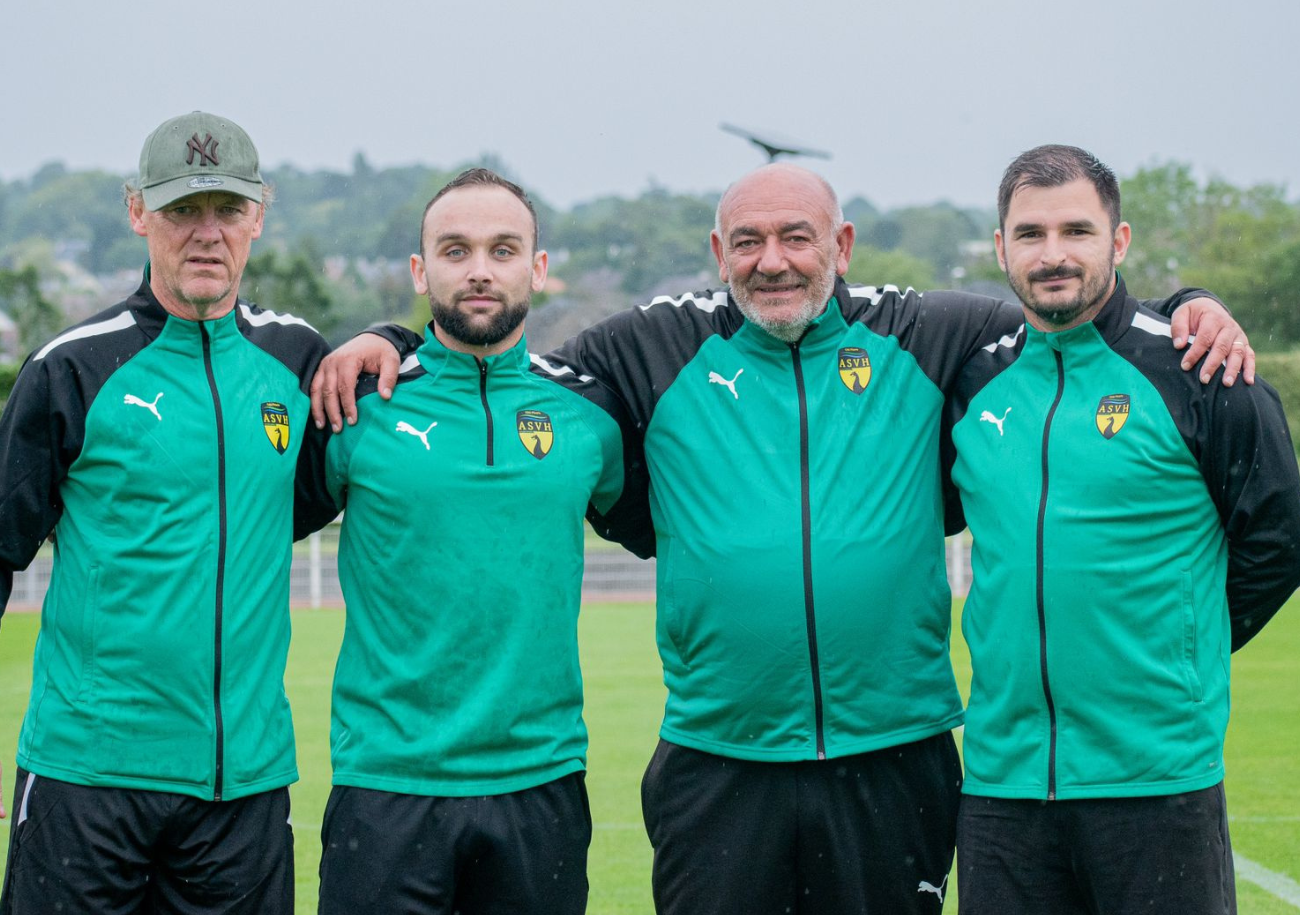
left=311, top=163, right=1251, bottom=915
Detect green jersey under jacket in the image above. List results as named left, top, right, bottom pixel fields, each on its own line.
left=944, top=276, right=1300, bottom=801
left=379, top=280, right=1203, bottom=763
left=321, top=329, right=628, bottom=795
left=0, top=279, right=334, bottom=801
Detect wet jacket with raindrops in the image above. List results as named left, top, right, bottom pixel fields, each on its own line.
left=0, top=277, right=334, bottom=801
left=944, top=276, right=1300, bottom=800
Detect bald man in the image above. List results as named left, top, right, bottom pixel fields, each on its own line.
left=313, top=164, right=1249, bottom=915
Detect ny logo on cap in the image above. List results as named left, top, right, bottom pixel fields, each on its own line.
left=186, top=133, right=220, bottom=167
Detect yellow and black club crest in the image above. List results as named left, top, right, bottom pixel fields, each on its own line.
left=261, top=402, right=290, bottom=454
left=517, top=409, right=554, bottom=460
left=837, top=347, right=872, bottom=394
left=1095, top=394, right=1130, bottom=439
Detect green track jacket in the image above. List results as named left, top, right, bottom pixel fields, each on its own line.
left=380, top=280, right=1204, bottom=763
left=0, top=279, right=334, bottom=801
left=321, top=330, right=628, bottom=795
left=944, top=277, right=1300, bottom=800
left=546, top=280, right=1017, bottom=761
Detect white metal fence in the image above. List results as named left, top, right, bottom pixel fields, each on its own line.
left=8, top=533, right=973, bottom=611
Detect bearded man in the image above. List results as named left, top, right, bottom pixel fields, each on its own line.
left=312, top=163, right=1250, bottom=915
left=311, top=168, right=640, bottom=915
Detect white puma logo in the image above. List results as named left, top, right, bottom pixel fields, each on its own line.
left=123, top=392, right=164, bottom=421
left=979, top=407, right=1012, bottom=436
left=396, top=420, right=438, bottom=450
left=917, top=874, right=948, bottom=903
left=708, top=369, right=744, bottom=400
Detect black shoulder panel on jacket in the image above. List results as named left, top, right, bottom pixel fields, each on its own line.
left=236, top=301, right=330, bottom=397
left=1111, top=299, right=1300, bottom=650
left=837, top=281, right=1024, bottom=395
left=234, top=300, right=334, bottom=542
left=544, top=289, right=742, bottom=431
left=370, top=323, right=424, bottom=358
left=536, top=289, right=746, bottom=558
left=524, top=351, right=651, bottom=558
left=0, top=287, right=163, bottom=612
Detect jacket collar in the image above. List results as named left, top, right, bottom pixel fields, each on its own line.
left=1085, top=272, right=1136, bottom=344
left=415, top=323, right=531, bottom=377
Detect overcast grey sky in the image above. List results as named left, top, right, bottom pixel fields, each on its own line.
left=4, top=0, right=1296, bottom=212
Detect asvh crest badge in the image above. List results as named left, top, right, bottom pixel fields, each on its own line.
left=517, top=409, right=553, bottom=459
left=837, top=347, right=872, bottom=394
left=1095, top=394, right=1130, bottom=439
left=261, top=402, right=290, bottom=454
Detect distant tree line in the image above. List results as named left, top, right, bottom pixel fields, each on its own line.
left=2, top=156, right=1298, bottom=359
left=0, top=154, right=996, bottom=353
left=1120, top=164, right=1300, bottom=350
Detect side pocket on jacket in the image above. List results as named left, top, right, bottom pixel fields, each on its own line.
left=76, top=565, right=100, bottom=702
left=1181, top=572, right=1204, bottom=703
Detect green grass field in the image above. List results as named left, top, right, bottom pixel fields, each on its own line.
left=0, top=598, right=1296, bottom=913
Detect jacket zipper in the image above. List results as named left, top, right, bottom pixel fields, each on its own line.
left=477, top=359, right=495, bottom=466
left=1037, top=350, right=1065, bottom=800
left=790, top=343, right=826, bottom=759
left=200, top=324, right=227, bottom=802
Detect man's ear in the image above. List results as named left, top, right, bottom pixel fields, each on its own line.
left=1112, top=222, right=1132, bottom=267
left=410, top=254, right=429, bottom=295
left=531, top=250, right=549, bottom=294
left=129, top=197, right=148, bottom=238
left=710, top=231, right=730, bottom=284
left=834, top=221, right=856, bottom=276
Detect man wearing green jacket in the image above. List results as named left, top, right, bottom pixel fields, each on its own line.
left=313, top=168, right=638, bottom=914
left=945, top=145, right=1300, bottom=914
left=0, top=112, right=334, bottom=913
left=313, top=164, right=1250, bottom=915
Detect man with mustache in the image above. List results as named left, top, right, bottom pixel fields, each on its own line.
left=944, top=145, right=1300, bottom=915
left=0, top=111, right=334, bottom=913
left=311, top=168, right=641, bottom=914
left=313, top=163, right=1249, bottom=914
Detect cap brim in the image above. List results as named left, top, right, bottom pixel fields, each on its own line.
left=142, top=175, right=263, bottom=210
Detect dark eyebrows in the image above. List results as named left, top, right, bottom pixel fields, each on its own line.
left=433, top=231, right=527, bottom=248
left=1011, top=218, right=1099, bottom=236
left=728, top=220, right=819, bottom=245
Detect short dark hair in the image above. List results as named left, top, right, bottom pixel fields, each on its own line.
left=998, top=145, right=1121, bottom=231
left=418, top=167, right=539, bottom=256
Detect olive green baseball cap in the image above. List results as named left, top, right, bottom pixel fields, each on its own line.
left=137, top=111, right=263, bottom=210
